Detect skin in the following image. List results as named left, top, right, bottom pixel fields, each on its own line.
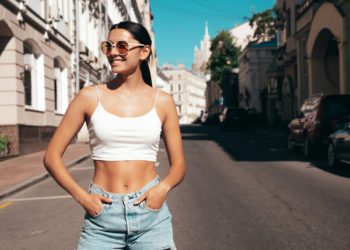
left=43, top=28, right=186, bottom=217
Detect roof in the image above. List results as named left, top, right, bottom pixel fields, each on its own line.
left=248, top=38, right=277, bottom=48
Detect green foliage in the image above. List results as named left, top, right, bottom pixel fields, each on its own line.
left=249, top=9, right=276, bottom=43
left=207, top=30, right=240, bottom=87
left=0, top=135, right=9, bottom=152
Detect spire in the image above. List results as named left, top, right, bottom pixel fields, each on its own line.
left=204, top=21, right=210, bottom=40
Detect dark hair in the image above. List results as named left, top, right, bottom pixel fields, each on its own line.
left=110, top=21, right=153, bottom=86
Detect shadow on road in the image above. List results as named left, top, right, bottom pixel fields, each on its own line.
left=179, top=124, right=350, bottom=178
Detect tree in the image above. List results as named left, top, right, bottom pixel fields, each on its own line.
left=207, top=30, right=240, bottom=88
left=249, top=9, right=276, bottom=43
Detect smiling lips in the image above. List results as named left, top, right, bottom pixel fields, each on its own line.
left=111, top=58, right=125, bottom=65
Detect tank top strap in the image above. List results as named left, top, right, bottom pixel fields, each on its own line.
left=95, top=85, right=100, bottom=103
left=153, top=89, right=160, bottom=108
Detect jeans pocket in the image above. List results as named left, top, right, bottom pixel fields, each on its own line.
left=89, top=201, right=113, bottom=218
left=142, top=200, right=166, bottom=212
left=92, top=204, right=105, bottom=218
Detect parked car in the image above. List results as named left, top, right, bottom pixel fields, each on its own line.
left=203, top=112, right=221, bottom=125
left=287, top=94, right=350, bottom=158
left=327, top=122, right=350, bottom=167
left=221, top=107, right=248, bottom=130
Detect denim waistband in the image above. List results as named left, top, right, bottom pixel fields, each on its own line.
left=88, top=175, right=161, bottom=201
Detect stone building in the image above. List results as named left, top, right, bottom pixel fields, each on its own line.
left=229, top=21, right=255, bottom=51
left=274, top=0, right=350, bottom=123
left=192, top=22, right=211, bottom=74
left=162, top=64, right=207, bottom=124
left=0, top=0, right=153, bottom=159
left=155, top=67, right=171, bottom=93
left=238, top=40, right=277, bottom=124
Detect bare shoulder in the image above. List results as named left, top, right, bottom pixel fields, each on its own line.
left=156, top=90, right=178, bottom=121
left=157, top=89, right=174, bottom=108
left=68, top=85, right=99, bottom=114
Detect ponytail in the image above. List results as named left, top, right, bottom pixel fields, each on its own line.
left=140, top=60, right=152, bottom=87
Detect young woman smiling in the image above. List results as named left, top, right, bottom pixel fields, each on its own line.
left=43, top=21, right=185, bottom=250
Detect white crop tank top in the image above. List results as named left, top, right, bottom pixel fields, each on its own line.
left=88, top=85, right=162, bottom=162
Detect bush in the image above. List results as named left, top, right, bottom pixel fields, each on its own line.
left=0, top=135, right=9, bottom=152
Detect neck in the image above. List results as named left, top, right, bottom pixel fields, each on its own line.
left=109, top=67, right=147, bottom=93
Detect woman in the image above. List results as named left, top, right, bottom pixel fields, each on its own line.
left=43, top=21, right=186, bottom=249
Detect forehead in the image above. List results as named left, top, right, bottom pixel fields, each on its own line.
left=108, top=28, right=137, bottom=42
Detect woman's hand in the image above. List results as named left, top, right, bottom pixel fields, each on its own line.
left=133, top=182, right=170, bottom=210
left=78, top=194, right=112, bottom=217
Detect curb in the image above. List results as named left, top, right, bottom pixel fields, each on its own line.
left=0, top=154, right=90, bottom=201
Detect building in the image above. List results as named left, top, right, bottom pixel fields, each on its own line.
left=274, top=0, right=350, bottom=124
left=192, top=22, right=211, bottom=75
left=238, top=39, right=277, bottom=124
left=162, top=64, right=207, bottom=124
left=155, top=67, right=171, bottom=93
left=206, top=21, right=254, bottom=115
left=229, top=21, right=255, bottom=51
left=0, top=0, right=153, bottom=159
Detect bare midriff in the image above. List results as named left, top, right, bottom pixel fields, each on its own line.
left=92, top=160, right=158, bottom=194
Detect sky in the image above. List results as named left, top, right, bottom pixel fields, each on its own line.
left=150, top=0, right=276, bottom=69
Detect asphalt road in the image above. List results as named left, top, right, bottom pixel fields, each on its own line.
left=1, top=125, right=350, bottom=250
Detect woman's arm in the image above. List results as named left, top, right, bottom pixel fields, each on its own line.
left=43, top=86, right=111, bottom=215
left=134, top=91, right=186, bottom=208
left=158, top=91, right=186, bottom=191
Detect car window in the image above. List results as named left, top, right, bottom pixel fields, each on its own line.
left=324, top=96, right=350, bottom=120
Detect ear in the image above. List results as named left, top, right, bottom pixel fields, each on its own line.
left=140, top=45, right=151, bottom=61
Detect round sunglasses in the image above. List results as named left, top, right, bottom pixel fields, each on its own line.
left=100, top=40, right=146, bottom=56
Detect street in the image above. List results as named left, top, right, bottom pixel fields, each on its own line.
left=1, top=125, right=350, bottom=250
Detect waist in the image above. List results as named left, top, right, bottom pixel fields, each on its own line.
left=92, top=160, right=158, bottom=193
left=88, top=175, right=161, bottom=201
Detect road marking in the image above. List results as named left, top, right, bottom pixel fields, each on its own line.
left=8, top=195, right=72, bottom=202
left=0, top=201, right=13, bottom=209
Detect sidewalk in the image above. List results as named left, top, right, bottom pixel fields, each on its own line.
left=0, top=143, right=91, bottom=200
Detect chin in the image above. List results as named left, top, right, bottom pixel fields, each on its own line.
left=110, top=65, right=126, bottom=74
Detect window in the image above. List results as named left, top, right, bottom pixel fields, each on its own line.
left=286, top=9, right=291, bottom=38
left=23, top=40, right=45, bottom=111
left=178, top=84, right=181, bottom=91
left=23, top=43, right=32, bottom=106
left=54, top=57, right=69, bottom=114
left=54, top=79, right=57, bottom=110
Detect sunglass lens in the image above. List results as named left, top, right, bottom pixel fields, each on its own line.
left=116, top=41, right=129, bottom=55
left=101, top=41, right=112, bottom=55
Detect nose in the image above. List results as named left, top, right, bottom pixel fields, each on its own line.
left=109, top=46, right=119, bottom=56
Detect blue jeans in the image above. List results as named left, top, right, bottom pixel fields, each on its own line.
left=77, top=175, right=176, bottom=250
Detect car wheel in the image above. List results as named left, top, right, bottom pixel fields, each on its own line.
left=286, top=133, right=295, bottom=152
left=327, top=143, right=341, bottom=167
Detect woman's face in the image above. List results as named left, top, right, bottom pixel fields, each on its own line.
left=105, top=28, right=150, bottom=74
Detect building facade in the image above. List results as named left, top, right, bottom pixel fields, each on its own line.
left=162, top=65, right=207, bottom=124
left=229, top=21, right=255, bottom=51
left=274, top=0, right=350, bottom=124
left=238, top=40, right=277, bottom=124
left=192, top=22, right=211, bottom=74
left=0, top=0, right=153, bottom=159
left=155, top=67, right=171, bottom=93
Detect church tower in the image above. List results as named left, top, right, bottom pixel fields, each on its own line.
left=192, top=22, right=211, bottom=74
